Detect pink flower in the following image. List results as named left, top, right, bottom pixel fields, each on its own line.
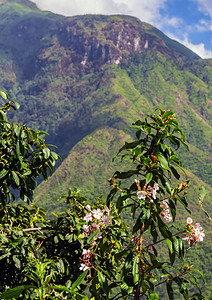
left=160, top=200, right=172, bottom=222
left=84, top=212, right=93, bottom=222
left=153, top=183, right=159, bottom=190
left=92, top=222, right=100, bottom=229
left=92, top=209, right=103, bottom=220
left=82, top=249, right=91, bottom=258
left=85, top=205, right=91, bottom=211
left=137, top=191, right=147, bottom=200
left=102, top=215, right=111, bottom=226
left=83, top=224, right=90, bottom=237
left=152, top=183, right=159, bottom=199
left=79, top=249, right=92, bottom=271
left=183, top=222, right=205, bottom=245
left=187, top=217, right=192, bottom=225
left=79, top=263, right=89, bottom=271
left=103, top=205, right=110, bottom=215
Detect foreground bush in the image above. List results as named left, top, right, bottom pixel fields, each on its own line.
left=0, top=91, right=207, bottom=299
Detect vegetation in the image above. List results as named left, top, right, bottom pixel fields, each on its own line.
left=0, top=91, right=210, bottom=299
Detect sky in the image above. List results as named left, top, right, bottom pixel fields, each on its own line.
left=30, top=0, right=212, bottom=59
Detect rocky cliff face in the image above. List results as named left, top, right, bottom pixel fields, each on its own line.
left=0, top=1, right=200, bottom=82
left=32, top=15, right=199, bottom=76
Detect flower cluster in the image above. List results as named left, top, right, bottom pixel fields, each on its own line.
left=83, top=205, right=111, bottom=244
left=135, top=180, right=159, bottom=204
left=79, top=249, right=92, bottom=271
left=183, top=218, right=205, bottom=245
left=160, top=200, right=172, bottom=222
left=134, top=180, right=172, bottom=222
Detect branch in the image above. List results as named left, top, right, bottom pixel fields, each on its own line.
left=145, top=231, right=184, bottom=249
left=22, top=227, right=42, bottom=232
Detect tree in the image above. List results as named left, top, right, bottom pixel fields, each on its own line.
left=0, top=91, right=206, bottom=299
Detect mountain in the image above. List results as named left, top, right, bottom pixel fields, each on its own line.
left=0, top=1, right=211, bottom=296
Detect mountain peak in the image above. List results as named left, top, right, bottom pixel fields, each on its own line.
left=0, top=0, right=38, bottom=10
left=51, top=14, right=199, bottom=73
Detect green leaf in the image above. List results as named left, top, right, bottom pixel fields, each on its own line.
left=174, top=236, right=180, bottom=254
left=149, top=293, right=159, bottom=300
left=170, top=155, right=181, bottom=165
left=97, top=271, right=105, bottom=285
left=71, top=269, right=88, bottom=291
left=13, top=123, right=21, bottom=137
left=133, top=255, right=139, bottom=284
left=191, top=269, right=205, bottom=284
left=114, top=169, right=138, bottom=179
left=42, top=148, right=50, bottom=159
left=0, top=285, right=36, bottom=299
left=178, top=138, right=189, bottom=151
left=146, top=173, right=153, bottom=184
left=166, top=238, right=173, bottom=254
left=0, top=111, right=7, bottom=121
left=118, top=140, right=141, bottom=153
left=157, top=153, right=170, bottom=170
left=13, top=101, right=20, bottom=109
left=166, top=282, right=174, bottom=300
left=170, top=166, right=180, bottom=180
left=162, top=111, right=174, bottom=119
left=199, top=186, right=207, bottom=203
left=11, top=171, right=20, bottom=186
left=87, top=229, right=99, bottom=243
left=16, top=142, right=20, bottom=159
left=0, top=91, right=8, bottom=100
left=168, top=136, right=180, bottom=148
left=48, top=285, right=70, bottom=293
left=125, top=252, right=133, bottom=269
left=178, top=238, right=184, bottom=259
left=48, top=285, right=87, bottom=298
left=169, top=250, right=175, bottom=265
left=0, top=169, right=8, bottom=179
left=120, top=282, right=129, bottom=292
left=12, top=255, right=21, bottom=269
left=165, top=182, right=172, bottom=194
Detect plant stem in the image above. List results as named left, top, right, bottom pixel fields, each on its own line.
left=134, top=222, right=145, bottom=300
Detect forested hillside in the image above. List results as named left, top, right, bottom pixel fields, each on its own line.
left=0, top=1, right=211, bottom=297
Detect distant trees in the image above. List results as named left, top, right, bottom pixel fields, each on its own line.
left=0, top=91, right=207, bottom=299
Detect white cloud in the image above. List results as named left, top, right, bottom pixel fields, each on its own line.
left=30, top=0, right=129, bottom=16
left=167, top=33, right=212, bottom=59
left=159, top=16, right=183, bottom=29
left=195, top=19, right=212, bottom=32
left=193, top=0, right=212, bottom=17
left=30, top=0, right=211, bottom=59
left=30, top=0, right=166, bottom=25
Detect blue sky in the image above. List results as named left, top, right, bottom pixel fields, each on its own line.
left=30, top=0, right=212, bottom=58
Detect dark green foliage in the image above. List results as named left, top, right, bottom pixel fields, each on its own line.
left=0, top=93, right=60, bottom=205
